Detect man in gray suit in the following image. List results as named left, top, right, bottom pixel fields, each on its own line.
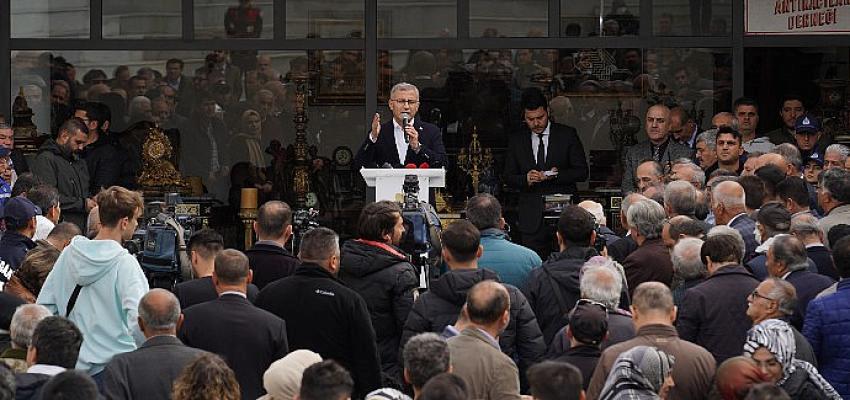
left=101, top=289, right=207, bottom=400
left=621, top=104, right=693, bottom=194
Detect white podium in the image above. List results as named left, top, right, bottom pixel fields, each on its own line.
left=360, top=168, right=446, bottom=204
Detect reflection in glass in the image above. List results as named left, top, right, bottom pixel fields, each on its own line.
left=11, top=0, right=90, bottom=38
left=286, top=0, right=365, bottom=39
left=377, top=0, right=457, bottom=38
left=653, top=0, right=731, bottom=36
left=379, top=47, right=730, bottom=192
left=470, top=0, right=548, bottom=37
left=102, top=1, right=181, bottom=39
left=559, top=0, right=639, bottom=37
left=195, top=0, right=273, bottom=40
left=11, top=50, right=365, bottom=209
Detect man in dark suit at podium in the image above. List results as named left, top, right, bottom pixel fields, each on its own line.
left=354, top=82, right=446, bottom=169
left=504, top=88, right=589, bottom=258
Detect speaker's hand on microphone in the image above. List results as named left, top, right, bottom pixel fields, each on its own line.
left=406, top=124, right=420, bottom=151
left=370, top=113, right=381, bottom=141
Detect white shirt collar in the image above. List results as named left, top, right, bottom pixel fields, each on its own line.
left=392, top=118, right=411, bottom=163
left=220, top=291, right=247, bottom=298
left=27, top=364, right=66, bottom=376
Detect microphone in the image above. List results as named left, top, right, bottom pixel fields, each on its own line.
left=402, top=112, right=410, bottom=143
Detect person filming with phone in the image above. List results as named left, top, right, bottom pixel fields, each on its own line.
left=504, top=87, right=589, bottom=258
left=354, top=82, right=446, bottom=169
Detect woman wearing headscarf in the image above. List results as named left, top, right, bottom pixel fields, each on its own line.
left=743, top=319, right=840, bottom=399
left=713, top=356, right=770, bottom=400
left=598, top=345, right=675, bottom=400
left=258, top=349, right=322, bottom=400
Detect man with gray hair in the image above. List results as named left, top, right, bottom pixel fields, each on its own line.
left=824, top=143, right=849, bottom=170
left=670, top=159, right=706, bottom=189
left=354, top=82, right=446, bottom=169
left=623, top=199, right=674, bottom=295
left=607, top=193, right=647, bottom=263
left=402, top=333, right=450, bottom=399
left=547, top=259, right=636, bottom=358
left=744, top=277, right=817, bottom=366
left=712, top=180, right=758, bottom=262
left=818, top=168, right=850, bottom=239
left=102, top=289, right=207, bottom=400
left=465, top=193, right=541, bottom=288
left=587, top=282, right=716, bottom=400
left=670, top=238, right=706, bottom=308
left=664, top=180, right=699, bottom=219
left=766, top=234, right=834, bottom=330
left=791, top=213, right=838, bottom=279
left=0, top=304, right=50, bottom=373
left=695, top=129, right=718, bottom=171
left=776, top=143, right=804, bottom=172
left=578, top=200, right=622, bottom=248
left=677, top=227, right=760, bottom=363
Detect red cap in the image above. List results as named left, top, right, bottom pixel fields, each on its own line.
left=405, top=163, right=417, bottom=169
left=419, top=162, right=430, bottom=169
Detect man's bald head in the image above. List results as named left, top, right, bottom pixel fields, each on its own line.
left=712, top=181, right=747, bottom=225
left=138, top=289, right=182, bottom=336
left=466, top=281, right=510, bottom=326
left=759, top=153, right=793, bottom=176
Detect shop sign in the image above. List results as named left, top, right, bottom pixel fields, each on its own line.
left=746, top=0, right=850, bottom=34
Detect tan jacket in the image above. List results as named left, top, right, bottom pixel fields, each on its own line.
left=587, top=324, right=716, bottom=400
left=448, top=328, right=521, bottom=400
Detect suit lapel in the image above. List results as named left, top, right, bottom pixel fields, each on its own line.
left=382, top=121, right=401, bottom=165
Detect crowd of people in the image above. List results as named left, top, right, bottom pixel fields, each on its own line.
left=0, top=32, right=844, bottom=400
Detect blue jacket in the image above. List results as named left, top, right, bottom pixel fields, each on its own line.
left=477, top=228, right=542, bottom=289
left=37, top=236, right=149, bottom=375
left=803, top=279, right=850, bottom=398
left=0, top=231, right=35, bottom=283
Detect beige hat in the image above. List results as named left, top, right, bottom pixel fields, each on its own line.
left=259, top=350, right=323, bottom=400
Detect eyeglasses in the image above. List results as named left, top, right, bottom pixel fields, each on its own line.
left=391, top=99, right=419, bottom=106
left=748, top=289, right=776, bottom=302
left=571, top=298, right=609, bottom=316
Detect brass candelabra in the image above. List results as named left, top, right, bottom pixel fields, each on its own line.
left=457, top=127, right=493, bottom=195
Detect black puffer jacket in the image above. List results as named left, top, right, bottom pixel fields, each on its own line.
left=14, top=372, right=50, bottom=400
left=339, top=240, right=419, bottom=387
left=523, top=246, right=631, bottom=346
left=401, top=268, right=545, bottom=385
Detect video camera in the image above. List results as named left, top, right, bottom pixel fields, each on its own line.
left=289, top=207, right=321, bottom=255
left=398, top=175, right=442, bottom=289
left=131, top=193, right=203, bottom=290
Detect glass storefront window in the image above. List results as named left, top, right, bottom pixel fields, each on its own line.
left=378, top=47, right=730, bottom=193
left=11, top=50, right=365, bottom=209
left=652, top=0, right=732, bottom=36
left=11, top=0, right=90, bottom=38
left=377, top=0, right=457, bottom=38
left=286, top=0, right=365, bottom=39
left=102, top=1, right=182, bottom=39
left=195, top=0, right=274, bottom=40
left=470, top=0, right=548, bottom=37
left=560, top=0, right=640, bottom=37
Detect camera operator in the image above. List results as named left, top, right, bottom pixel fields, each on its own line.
left=522, top=205, right=629, bottom=347
left=173, top=228, right=259, bottom=309
left=339, top=201, right=419, bottom=388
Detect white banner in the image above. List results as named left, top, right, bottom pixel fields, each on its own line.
left=746, top=0, right=850, bottom=35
